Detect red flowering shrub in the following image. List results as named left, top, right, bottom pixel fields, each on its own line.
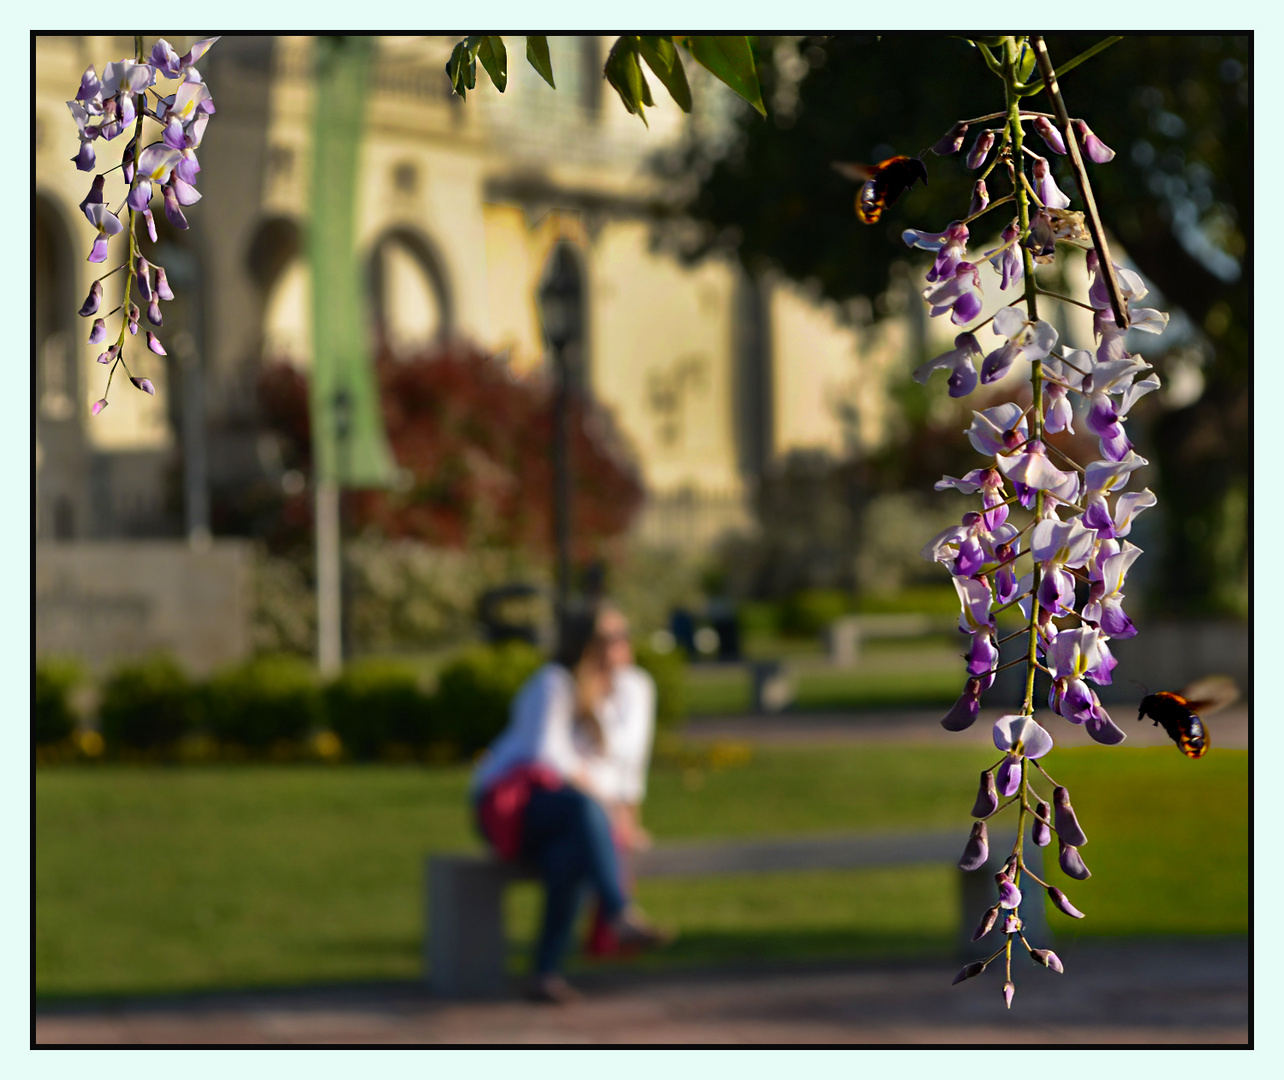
left=257, top=340, right=644, bottom=558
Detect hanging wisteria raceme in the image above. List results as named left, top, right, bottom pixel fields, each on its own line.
left=68, top=35, right=218, bottom=414
left=907, top=36, right=1166, bottom=1008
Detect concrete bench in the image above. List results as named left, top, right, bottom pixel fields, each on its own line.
left=827, top=614, right=955, bottom=666
left=425, top=829, right=1045, bottom=997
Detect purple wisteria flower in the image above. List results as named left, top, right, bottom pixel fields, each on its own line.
left=996, top=440, right=1080, bottom=506
left=1032, top=156, right=1071, bottom=210
left=981, top=306, right=1058, bottom=385
left=84, top=203, right=123, bottom=262
left=985, top=222, right=1023, bottom=291
left=923, top=262, right=984, bottom=325
left=72, top=37, right=216, bottom=415
left=904, top=43, right=1167, bottom=1008
left=992, top=714, right=1053, bottom=796
left=966, top=402, right=1027, bottom=457
left=913, top=332, right=983, bottom=397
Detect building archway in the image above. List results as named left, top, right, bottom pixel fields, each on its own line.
left=35, top=193, right=85, bottom=539
left=367, top=227, right=453, bottom=356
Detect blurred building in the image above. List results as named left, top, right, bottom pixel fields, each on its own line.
left=35, top=35, right=916, bottom=555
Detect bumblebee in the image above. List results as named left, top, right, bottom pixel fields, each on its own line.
left=1137, top=676, right=1238, bottom=759
left=832, top=156, right=928, bottom=224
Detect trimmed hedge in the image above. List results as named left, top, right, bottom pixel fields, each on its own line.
left=34, top=659, right=82, bottom=746
left=203, top=655, right=322, bottom=750
left=98, top=654, right=196, bottom=753
left=73, top=638, right=686, bottom=764
left=433, top=642, right=543, bottom=757
left=633, top=644, right=687, bottom=729
left=778, top=589, right=853, bottom=638
left=324, top=657, right=435, bottom=760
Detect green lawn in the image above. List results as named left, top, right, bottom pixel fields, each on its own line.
left=35, top=744, right=1247, bottom=999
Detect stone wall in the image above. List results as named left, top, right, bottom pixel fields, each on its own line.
left=35, top=541, right=255, bottom=675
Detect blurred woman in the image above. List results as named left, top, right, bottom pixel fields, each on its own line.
left=471, top=600, right=668, bottom=1003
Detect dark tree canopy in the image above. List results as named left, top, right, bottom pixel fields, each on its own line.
left=667, top=34, right=1249, bottom=614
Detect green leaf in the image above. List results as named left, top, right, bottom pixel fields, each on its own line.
left=676, top=36, right=765, bottom=117
left=638, top=35, right=692, bottom=113
left=446, top=37, right=479, bottom=99
left=477, top=35, right=508, bottom=92
left=1016, top=40, right=1038, bottom=84
left=525, top=35, right=555, bottom=88
left=604, top=37, right=653, bottom=126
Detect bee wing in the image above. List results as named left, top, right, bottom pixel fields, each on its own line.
left=1179, top=675, right=1239, bottom=717
left=832, top=162, right=876, bottom=182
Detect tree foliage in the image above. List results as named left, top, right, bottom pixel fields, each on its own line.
left=665, top=34, right=1249, bottom=614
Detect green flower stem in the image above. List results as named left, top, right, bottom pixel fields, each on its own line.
left=114, top=35, right=149, bottom=374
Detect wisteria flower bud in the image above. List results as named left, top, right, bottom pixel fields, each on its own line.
left=87, top=318, right=106, bottom=344
left=971, top=770, right=999, bottom=817
left=79, top=280, right=103, bottom=317
left=1025, top=208, right=1057, bottom=258
left=1075, top=119, right=1115, bottom=163
left=135, top=257, right=152, bottom=301
left=130, top=376, right=156, bottom=395
left=972, top=904, right=1000, bottom=941
left=1002, top=913, right=1022, bottom=934
left=1031, top=948, right=1064, bottom=973
left=1053, top=786, right=1087, bottom=846
left=147, top=331, right=167, bottom=356
left=1033, top=116, right=1067, bottom=154
left=147, top=297, right=163, bottom=326
left=154, top=266, right=174, bottom=301
left=1058, top=841, right=1091, bottom=880
left=966, top=130, right=995, bottom=169
left=1003, top=980, right=1015, bottom=1008
left=995, top=755, right=1021, bottom=797
left=995, top=871, right=1022, bottom=909
left=96, top=345, right=119, bottom=365
left=941, top=676, right=984, bottom=731
left=933, top=121, right=969, bottom=155
left=78, top=175, right=105, bottom=219
left=162, top=183, right=189, bottom=229
left=128, top=304, right=140, bottom=335
left=1047, top=886, right=1085, bottom=919
left=952, top=960, right=986, bottom=985
left=91, top=398, right=108, bottom=416
left=1033, top=800, right=1051, bottom=847
left=969, top=179, right=989, bottom=216
left=959, top=820, right=989, bottom=871
left=144, top=207, right=158, bottom=243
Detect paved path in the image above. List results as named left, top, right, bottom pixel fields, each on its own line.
left=36, top=939, right=1247, bottom=1044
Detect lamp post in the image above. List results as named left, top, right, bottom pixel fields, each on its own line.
left=537, top=248, right=582, bottom=615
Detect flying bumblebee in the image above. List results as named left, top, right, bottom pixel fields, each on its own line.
left=832, top=156, right=929, bottom=224
left=1137, top=676, right=1239, bottom=758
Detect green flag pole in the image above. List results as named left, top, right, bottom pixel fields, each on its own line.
left=309, top=36, right=396, bottom=675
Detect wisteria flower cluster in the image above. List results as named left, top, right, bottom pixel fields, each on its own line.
left=68, top=36, right=218, bottom=414
left=908, top=37, right=1167, bottom=1007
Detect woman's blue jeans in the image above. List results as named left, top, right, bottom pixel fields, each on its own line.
left=519, top=786, right=628, bottom=977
